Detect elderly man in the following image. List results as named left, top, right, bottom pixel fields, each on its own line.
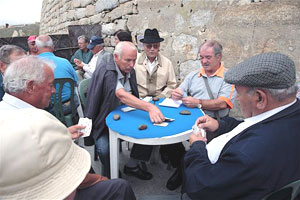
left=36, top=35, right=79, bottom=114
left=74, top=36, right=110, bottom=81
left=135, top=28, right=177, bottom=98
left=70, top=35, right=93, bottom=70
left=27, top=35, right=38, bottom=55
left=0, top=45, right=26, bottom=101
left=184, top=52, right=300, bottom=199
left=164, top=40, right=236, bottom=191
left=85, top=41, right=165, bottom=179
left=0, top=56, right=84, bottom=139
left=0, top=108, right=136, bottom=200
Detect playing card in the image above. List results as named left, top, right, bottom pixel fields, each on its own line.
left=192, top=125, right=206, bottom=138
left=142, top=96, right=152, bottom=102
left=78, top=117, right=92, bottom=137
left=121, top=106, right=136, bottom=112
left=164, top=117, right=175, bottom=122
left=153, top=122, right=169, bottom=127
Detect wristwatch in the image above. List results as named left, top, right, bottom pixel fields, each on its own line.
left=197, top=99, right=202, bottom=109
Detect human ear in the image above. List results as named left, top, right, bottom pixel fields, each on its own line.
left=256, top=90, right=267, bottom=109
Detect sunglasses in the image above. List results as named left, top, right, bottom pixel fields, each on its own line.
left=145, top=43, right=160, bottom=49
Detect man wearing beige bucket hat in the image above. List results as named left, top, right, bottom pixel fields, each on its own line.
left=0, top=108, right=136, bottom=200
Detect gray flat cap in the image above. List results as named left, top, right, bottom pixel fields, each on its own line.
left=225, top=52, right=295, bottom=89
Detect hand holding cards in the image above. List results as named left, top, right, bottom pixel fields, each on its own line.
left=78, top=117, right=92, bottom=137
left=192, top=125, right=206, bottom=138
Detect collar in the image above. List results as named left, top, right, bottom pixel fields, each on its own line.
left=38, top=52, right=55, bottom=57
left=94, top=49, right=104, bottom=57
left=114, top=60, right=131, bottom=80
left=198, top=63, right=225, bottom=78
left=2, top=93, right=35, bottom=109
left=137, top=52, right=162, bottom=67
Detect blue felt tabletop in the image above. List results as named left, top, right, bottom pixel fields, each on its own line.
left=106, top=98, right=205, bottom=139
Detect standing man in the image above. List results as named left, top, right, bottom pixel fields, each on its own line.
left=135, top=28, right=177, bottom=98
left=74, top=36, right=110, bottom=81
left=36, top=35, right=79, bottom=114
left=85, top=41, right=165, bottom=179
left=0, top=45, right=26, bottom=101
left=184, top=52, right=300, bottom=199
left=165, top=40, right=236, bottom=191
left=70, top=35, right=93, bottom=70
left=27, top=35, right=38, bottom=55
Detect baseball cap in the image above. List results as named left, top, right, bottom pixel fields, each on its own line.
left=87, top=36, right=104, bottom=50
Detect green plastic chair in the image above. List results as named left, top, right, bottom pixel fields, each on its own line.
left=262, top=179, right=300, bottom=200
left=52, top=78, right=78, bottom=127
left=78, top=78, right=91, bottom=110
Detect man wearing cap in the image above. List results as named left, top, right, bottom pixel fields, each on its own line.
left=36, top=35, right=79, bottom=114
left=0, top=108, right=136, bottom=200
left=85, top=41, right=165, bottom=179
left=134, top=28, right=177, bottom=98
left=70, top=35, right=93, bottom=70
left=74, top=35, right=110, bottom=81
left=0, top=45, right=26, bottom=101
left=183, top=52, right=300, bottom=199
left=27, top=35, right=38, bottom=55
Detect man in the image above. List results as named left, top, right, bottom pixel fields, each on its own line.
left=164, top=40, right=236, bottom=191
left=70, top=35, right=93, bottom=70
left=85, top=41, right=165, bottom=179
left=0, top=108, right=136, bottom=200
left=135, top=28, right=177, bottom=98
left=184, top=52, right=300, bottom=199
left=27, top=35, right=38, bottom=55
left=74, top=36, right=110, bottom=81
left=0, top=45, right=26, bottom=101
left=36, top=35, right=79, bottom=114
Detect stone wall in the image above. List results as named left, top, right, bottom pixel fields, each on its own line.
left=40, top=0, right=300, bottom=117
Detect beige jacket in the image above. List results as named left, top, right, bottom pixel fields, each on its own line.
left=134, top=52, right=177, bottom=98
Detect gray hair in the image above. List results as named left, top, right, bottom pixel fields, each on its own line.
left=0, top=45, right=26, bottom=64
left=247, top=84, right=298, bottom=102
left=77, top=35, right=89, bottom=43
left=3, top=56, right=55, bottom=94
left=114, top=41, right=137, bottom=59
left=199, top=40, right=223, bottom=57
left=36, top=35, right=54, bottom=48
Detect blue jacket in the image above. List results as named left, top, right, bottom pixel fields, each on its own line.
left=184, top=100, right=300, bottom=199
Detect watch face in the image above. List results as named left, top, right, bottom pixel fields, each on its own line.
left=197, top=104, right=202, bottom=109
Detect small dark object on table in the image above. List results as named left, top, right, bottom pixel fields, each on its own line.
left=180, top=110, right=191, bottom=115
left=138, top=124, right=147, bottom=130
left=113, top=114, right=120, bottom=121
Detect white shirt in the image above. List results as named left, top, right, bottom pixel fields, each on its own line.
left=82, top=50, right=103, bottom=79
left=146, top=57, right=158, bottom=75
left=206, top=100, right=296, bottom=164
left=0, top=93, right=35, bottom=110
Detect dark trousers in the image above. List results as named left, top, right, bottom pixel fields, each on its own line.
left=160, top=143, right=186, bottom=168
left=74, top=179, right=136, bottom=200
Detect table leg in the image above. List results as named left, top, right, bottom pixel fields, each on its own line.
left=109, top=129, right=119, bottom=179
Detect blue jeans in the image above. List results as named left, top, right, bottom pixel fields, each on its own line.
left=95, top=131, right=110, bottom=177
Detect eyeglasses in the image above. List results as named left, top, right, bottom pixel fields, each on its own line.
left=145, top=43, right=160, bottom=49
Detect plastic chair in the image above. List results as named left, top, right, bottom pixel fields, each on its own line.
left=262, top=179, right=300, bottom=200
left=78, top=78, right=91, bottom=110
left=52, top=78, right=78, bottom=127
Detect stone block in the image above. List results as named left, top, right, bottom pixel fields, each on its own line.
left=101, top=23, right=115, bottom=35
left=179, top=60, right=201, bottom=80
left=96, top=0, right=119, bottom=13
left=86, top=5, right=96, bottom=17
left=172, top=34, right=198, bottom=58
left=190, top=10, right=213, bottom=27
left=79, top=18, right=90, bottom=25
left=81, top=0, right=94, bottom=7
left=90, top=13, right=103, bottom=24
left=72, top=0, right=81, bottom=8
left=119, top=0, right=131, bottom=3
left=75, top=8, right=87, bottom=19
left=67, top=10, right=76, bottom=20
left=106, top=1, right=134, bottom=21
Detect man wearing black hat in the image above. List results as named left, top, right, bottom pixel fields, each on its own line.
left=74, top=36, right=110, bottom=81
left=183, top=52, right=300, bottom=199
left=134, top=28, right=177, bottom=98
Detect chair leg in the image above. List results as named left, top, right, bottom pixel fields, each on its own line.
left=119, top=140, right=122, bottom=152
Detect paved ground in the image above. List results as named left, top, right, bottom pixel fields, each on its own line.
left=80, top=139, right=190, bottom=199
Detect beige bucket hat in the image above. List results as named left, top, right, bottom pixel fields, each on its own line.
left=0, top=108, right=91, bottom=199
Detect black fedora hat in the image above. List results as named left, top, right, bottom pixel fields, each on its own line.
left=140, top=28, right=164, bottom=44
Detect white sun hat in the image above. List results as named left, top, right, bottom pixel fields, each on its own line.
left=0, top=108, right=91, bottom=199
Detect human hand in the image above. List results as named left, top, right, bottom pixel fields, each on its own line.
left=68, top=124, right=85, bottom=139
left=189, top=132, right=207, bottom=145
left=182, top=96, right=198, bottom=108
left=147, top=103, right=165, bottom=123
left=74, top=59, right=83, bottom=69
left=171, top=88, right=183, bottom=100
left=195, top=115, right=219, bottom=132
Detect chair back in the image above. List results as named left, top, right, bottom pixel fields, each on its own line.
left=262, top=179, right=300, bottom=200
left=51, top=78, right=77, bottom=127
left=78, top=78, right=91, bottom=111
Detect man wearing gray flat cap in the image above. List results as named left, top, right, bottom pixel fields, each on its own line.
left=183, top=52, right=300, bottom=199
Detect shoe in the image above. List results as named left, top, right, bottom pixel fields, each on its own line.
left=166, top=169, right=182, bottom=191
left=124, top=165, right=153, bottom=180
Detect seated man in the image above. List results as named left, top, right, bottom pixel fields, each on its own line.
left=0, top=108, right=136, bottom=200
left=184, top=52, right=300, bottom=199
left=85, top=41, right=165, bottom=179
left=70, top=35, right=93, bottom=70
left=0, top=45, right=26, bottom=101
left=74, top=36, right=110, bottom=81
left=36, top=35, right=79, bottom=114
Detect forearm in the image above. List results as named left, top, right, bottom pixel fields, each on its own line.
left=200, top=98, right=228, bottom=110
